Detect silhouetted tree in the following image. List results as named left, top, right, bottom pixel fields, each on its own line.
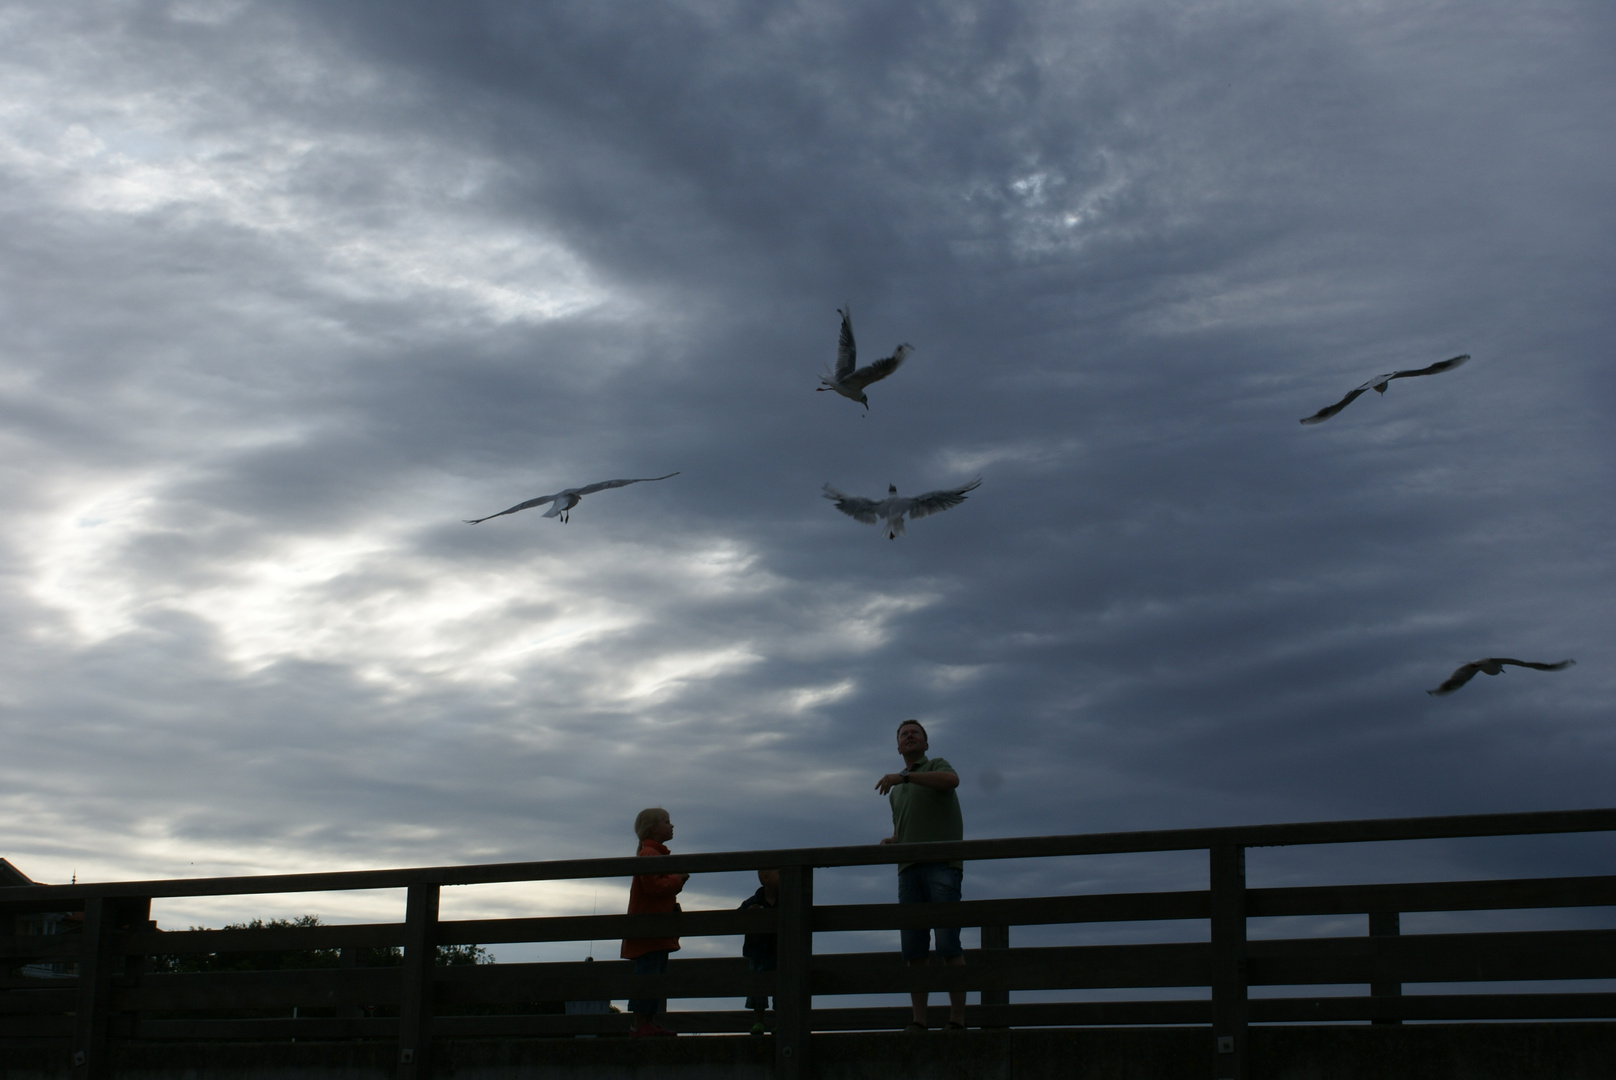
left=150, top=914, right=490, bottom=973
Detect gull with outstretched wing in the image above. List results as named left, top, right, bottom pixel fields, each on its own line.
left=466, top=473, right=679, bottom=524
left=817, top=306, right=911, bottom=410
left=1427, top=657, right=1575, bottom=696
left=823, top=479, right=981, bottom=539
left=1300, top=354, right=1469, bottom=424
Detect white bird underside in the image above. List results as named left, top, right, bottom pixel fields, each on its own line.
left=465, top=473, right=680, bottom=524
left=823, top=478, right=982, bottom=539
left=817, top=306, right=911, bottom=408
left=1300, top=354, right=1470, bottom=424
left=1427, top=657, right=1575, bottom=696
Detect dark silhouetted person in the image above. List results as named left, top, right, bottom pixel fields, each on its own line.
left=876, top=719, right=965, bottom=1031
left=738, top=868, right=779, bottom=1034
left=621, top=807, right=688, bottom=1037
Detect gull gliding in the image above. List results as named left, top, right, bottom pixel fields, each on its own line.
left=1427, top=657, right=1575, bottom=697
left=1300, top=354, right=1470, bottom=424
left=823, top=479, right=981, bottom=539
left=465, top=473, right=679, bottom=524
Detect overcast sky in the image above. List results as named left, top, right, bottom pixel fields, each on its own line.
left=2, top=0, right=1613, bottom=952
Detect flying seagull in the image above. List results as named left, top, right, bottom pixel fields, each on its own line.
left=817, top=306, right=911, bottom=409
left=823, top=478, right=981, bottom=539
left=465, top=473, right=679, bottom=524
left=1300, top=354, right=1470, bottom=424
left=1427, top=657, right=1575, bottom=697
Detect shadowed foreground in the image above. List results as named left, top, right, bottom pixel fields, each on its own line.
left=6, top=1025, right=1616, bottom=1080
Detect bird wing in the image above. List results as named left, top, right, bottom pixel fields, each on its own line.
left=1387, top=354, right=1470, bottom=382
left=822, top=484, right=882, bottom=524
left=571, top=472, right=681, bottom=496
left=846, top=344, right=911, bottom=392
left=1427, top=662, right=1482, bottom=696
left=1300, top=383, right=1378, bottom=424
left=834, top=308, right=857, bottom=381
left=1494, top=658, right=1576, bottom=672
left=904, top=478, right=982, bottom=521
left=465, top=492, right=560, bottom=524
left=1300, top=356, right=1466, bottom=424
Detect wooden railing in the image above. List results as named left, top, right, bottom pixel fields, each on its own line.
left=5, top=807, right=1616, bottom=1080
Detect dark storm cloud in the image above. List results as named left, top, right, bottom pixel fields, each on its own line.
left=0, top=0, right=1612, bottom=940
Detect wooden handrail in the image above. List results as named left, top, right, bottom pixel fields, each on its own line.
left=5, top=806, right=1614, bottom=904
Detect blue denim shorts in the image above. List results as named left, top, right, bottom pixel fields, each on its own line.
left=628, top=949, right=669, bottom=1016
left=897, top=863, right=964, bottom=961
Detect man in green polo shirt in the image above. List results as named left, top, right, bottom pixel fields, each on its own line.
left=876, top=718, right=965, bottom=1031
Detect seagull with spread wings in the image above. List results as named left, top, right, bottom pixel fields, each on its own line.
left=465, top=473, right=679, bottom=524
left=817, top=306, right=911, bottom=410
left=1300, top=354, right=1470, bottom=424
left=1427, top=657, right=1575, bottom=697
left=823, top=479, right=981, bottom=539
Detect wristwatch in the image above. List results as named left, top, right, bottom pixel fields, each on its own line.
left=898, top=769, right=912, bottom=782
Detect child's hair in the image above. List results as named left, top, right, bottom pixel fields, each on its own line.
left=634, top=807, right=670, bottom=841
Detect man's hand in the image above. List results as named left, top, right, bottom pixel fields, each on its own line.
left=879, top=834, right=896, bottom=845
left=875, top=772, right=907, bottom=795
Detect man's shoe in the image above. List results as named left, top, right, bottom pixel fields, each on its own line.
left=945, top=1020, right=966, bottom=1031
left=903, top=1021, right=927, bottom=1034
left=749, top=1021, right=767, bottom=1035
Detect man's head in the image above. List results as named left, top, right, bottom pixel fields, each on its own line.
left=758, top=868, right=780, bottom=889
left=896, top=719, right=928, bottom=757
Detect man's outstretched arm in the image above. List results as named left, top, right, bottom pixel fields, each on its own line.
left=875, top=768, right=958, bottom=795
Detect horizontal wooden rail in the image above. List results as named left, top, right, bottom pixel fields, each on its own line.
left=815, top=890, right=1210, bottom=931
left=109, top=908, right=777, bottom=956
left=1248, top=928, right=1616, bottom=985
left=7, top=872, right=1613, bottom=965
left=36, top=929, right=1603, bottom=1016
left=1247, top=874, right=1616, bottom=917
left=1250, top=993, right=1616, bottom=1024
left=5, top=806, right=1614, bottom=905
left=0, top=987, right=76, bottom=1014
left=7, top=992, right=1616, bottom=1045
left=0, top=935, right=81, bottom=961
left=8, top=930, right=1600, bottom=1020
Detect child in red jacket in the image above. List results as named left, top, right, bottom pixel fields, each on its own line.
left=622, top=807, right=689, bottom=1036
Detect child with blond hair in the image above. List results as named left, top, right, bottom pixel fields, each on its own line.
left=621, top=808, right=689, bottom=1037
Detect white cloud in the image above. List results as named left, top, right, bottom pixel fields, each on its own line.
left=0, top=8, right=608, bottom=328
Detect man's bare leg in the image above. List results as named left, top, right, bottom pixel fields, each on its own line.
left=908, top=956, right=928, bottom=1024
left=946, top=955, right=966, bottom=1025
left=909, top=955, right=967, bottom=1026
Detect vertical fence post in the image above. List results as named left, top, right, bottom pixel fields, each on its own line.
left=398, top=884, right=440, bottom=1080
left=70, top=896, right=147, bottom=1079
left=1209, top=845, right=1247, bottom=1080
left=71, top=898, right=113, bottom=1080
left=775, top=864, right=814, bottom=1080
left=119, top=898, right=151, bottom=1043
left=979, top=925, right=1009, bottom=1025
left=339, top=946, right=364, bottom=1022
left=1369, top=910, right=1401, bottom=1025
